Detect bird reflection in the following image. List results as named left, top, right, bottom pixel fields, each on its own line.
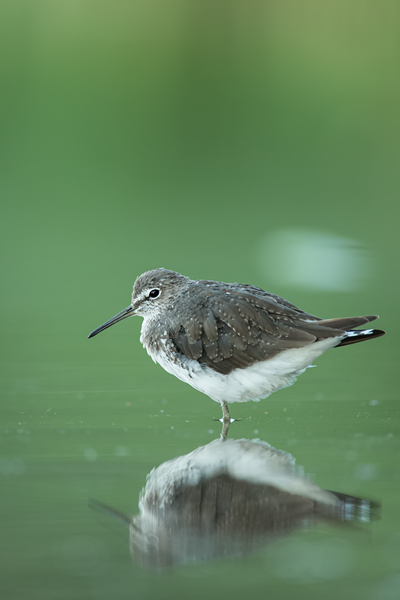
left=90, top=422, right=379, bottom=569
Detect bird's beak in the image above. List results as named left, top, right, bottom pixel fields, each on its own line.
left=88, top=306, right=134, bottom=339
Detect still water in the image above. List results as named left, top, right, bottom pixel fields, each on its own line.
left=91, top=424, right=380, bottom=569
left=1, top=321, right=398, bottom=600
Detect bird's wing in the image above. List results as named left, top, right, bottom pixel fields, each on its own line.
left=171, top=288, right=343, bottom=375
left=234, top=283, right=318, bottom=316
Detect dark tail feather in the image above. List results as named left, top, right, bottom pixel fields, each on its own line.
left=318, top=315, right=379, bottom=330
left=337, top=328, right=386, bottom=347
left=316, top=314, right=385, bottom=347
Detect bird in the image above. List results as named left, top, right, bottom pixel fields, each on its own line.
left=88, top=268, right=385, bottom=422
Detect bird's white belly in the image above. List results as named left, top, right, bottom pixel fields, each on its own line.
left=146, top=337, right=341, bottom=405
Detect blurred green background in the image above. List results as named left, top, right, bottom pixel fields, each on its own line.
left=1, top=1, right=399, bottom=599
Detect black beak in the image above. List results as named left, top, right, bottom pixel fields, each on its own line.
left=88, top=306, right=134, bottom=339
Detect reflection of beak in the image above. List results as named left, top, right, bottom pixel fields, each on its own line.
left=88, top=306, right=134, bottom=339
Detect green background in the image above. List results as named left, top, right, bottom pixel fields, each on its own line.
left=1, top=1, right=399, bottom=599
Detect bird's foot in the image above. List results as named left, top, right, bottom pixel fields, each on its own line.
left=221, top=401, right=231, bottom=421
left=219, top=418, right=230, bottom=441
left=219, top=402, right=237, bottom=440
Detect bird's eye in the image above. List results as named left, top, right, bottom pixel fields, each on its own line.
left=149, top=289, right=160, bottom=299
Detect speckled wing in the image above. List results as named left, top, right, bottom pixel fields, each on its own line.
left=172, top=287, right=312, bottom=374
left=172, top=285, right=380, bottom=375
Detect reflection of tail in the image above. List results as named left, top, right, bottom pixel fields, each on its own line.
left=328, top=491, right=381, bottom=522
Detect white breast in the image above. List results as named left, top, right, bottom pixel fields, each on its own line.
left=144, top=335, right=341, bottom=405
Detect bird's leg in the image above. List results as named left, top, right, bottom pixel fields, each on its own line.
left=218, top=402, right=235, bottom=440
left=221, top=401, right=231, bottom=422
left=220, top=417, right=231, bottom=441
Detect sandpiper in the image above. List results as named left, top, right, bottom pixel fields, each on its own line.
left=88, top=268, right=385, bottom=421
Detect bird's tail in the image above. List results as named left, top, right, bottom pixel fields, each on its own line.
left=317, top=315, right=385, bottom=347
left=337, top=328, right=386, bottom=347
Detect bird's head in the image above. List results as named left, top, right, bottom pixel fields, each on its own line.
left=88, top=268, right=189, bottom=338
